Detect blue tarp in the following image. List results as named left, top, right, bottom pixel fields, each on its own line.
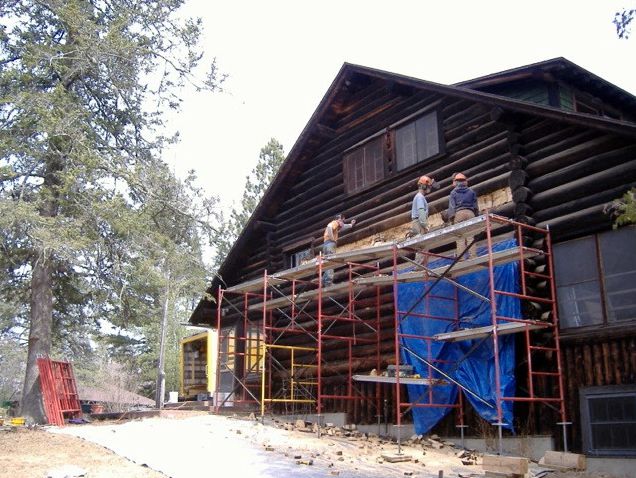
left=397, top=239, right=521, bottom=435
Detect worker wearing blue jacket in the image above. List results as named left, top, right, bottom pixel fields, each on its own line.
left=447, top=172, right=479, bottom=259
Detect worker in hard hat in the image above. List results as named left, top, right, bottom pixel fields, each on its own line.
left=411, top=175, right=438, bottom=237
left=322, top=213, right=356, bottom=287
left=447, top=172, right=479, bottom=259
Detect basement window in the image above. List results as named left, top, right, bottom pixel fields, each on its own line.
left=580, top=385, right=636, bottom=456
left=289, top=248, right=312, bottom=268
left=395, top=110, right=442, bottom=171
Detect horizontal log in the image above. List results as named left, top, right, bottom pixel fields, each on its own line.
left=525, top=135, right=619, bottom=177
left=530, top=159, right=636, bottom=210
left=445, top=119, right=504, bottom=151
left=524, top=128, right=595, bottom=162
left=533, top=181, right=636, bottom=223
left=527, top=143, right=636, bottom=194
left=522, top=121, right=580, bottom=147
left=537, top=203, right=611, bottom=237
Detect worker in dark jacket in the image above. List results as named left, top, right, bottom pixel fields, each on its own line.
left=322, top=214, right=356, bottom=287
left=447, top=172, right=479, bottom=259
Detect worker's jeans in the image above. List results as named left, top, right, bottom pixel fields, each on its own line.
left=454, top=209, right=476, bottom=259
left=410, top=219, right=429, bottom=263
left=410, top=218, right=428, bottom=236
left=322, top=241, right=336, bottom=287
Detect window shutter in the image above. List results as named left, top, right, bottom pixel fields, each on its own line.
left=343, top=153, right=352, bottom=193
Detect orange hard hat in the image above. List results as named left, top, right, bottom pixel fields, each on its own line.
left=417, top=175, right=434, bottom=186
left=453, top=172, right=467, bottom=181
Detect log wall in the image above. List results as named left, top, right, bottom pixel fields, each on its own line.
left=218, top=78, right=636, bottom=449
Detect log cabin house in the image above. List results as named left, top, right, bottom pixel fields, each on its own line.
left=189, top=58, right=636, bottom=457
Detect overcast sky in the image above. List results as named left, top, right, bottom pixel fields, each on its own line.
left=163, top=0, right=636, bottom=213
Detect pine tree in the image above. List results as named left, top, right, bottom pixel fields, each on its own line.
left=0, top=0, right=222, bottom=422
left=214, top=138, right=285, bottom=268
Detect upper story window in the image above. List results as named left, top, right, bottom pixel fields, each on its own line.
left=560, top=86, right=623, bottom=120
left=343, top=136, right=385, bottom=194
left=395, top=111, right=441, bottom=171
left=343, top=110, right=443, bottom=195
left=554, top=225, right=636, bottom=330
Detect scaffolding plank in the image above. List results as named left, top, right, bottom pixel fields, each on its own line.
left=248, top=246, right=542, bottom=310
left=434, top=322, right=549, bottom=342
left=399, top=214, right=490, bottom=251
left=353, top=374, right=446, bottom=385
left=226, top=214, right=501, bottom=294
left=355, top=246, right=542, bottom=286
left=248, top=281, right=361, bottom=311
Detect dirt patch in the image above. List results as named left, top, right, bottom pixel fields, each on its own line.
left=0, top=427, right=166, bottom=478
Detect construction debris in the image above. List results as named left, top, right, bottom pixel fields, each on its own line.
left=46, top=465, right=87, bottom=478
left=381, top=453, right=412, bottom=463
left=457, top=448, right=479, bottom=465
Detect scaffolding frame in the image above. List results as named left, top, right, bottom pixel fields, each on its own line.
left=212, top=213, right=568, bottom=452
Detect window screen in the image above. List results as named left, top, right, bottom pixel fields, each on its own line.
left=599, top=226, right=636, bottom=322
left=395, top=111, right=440, bottom=171
left=554, top=237, right=603, bottom=328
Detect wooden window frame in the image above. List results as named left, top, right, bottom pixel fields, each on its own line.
left=555, top=226, right=636, bottom=333
left=580, top=384, right=636, bottom=457
left=394, top=110, right=445, bottom=173
left=343, top=135, right=389, bottom=194
left=287, top=247, right=312, bottom=269
left=342, top=109, right=444, bottom=196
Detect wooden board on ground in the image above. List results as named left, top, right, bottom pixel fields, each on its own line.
left=539, top=451, right=586, bottom=470
left=482, top=454, right=528, bottom=476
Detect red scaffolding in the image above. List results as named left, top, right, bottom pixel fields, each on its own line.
left=36, top=357, right=82, bottom=426
left=212, top=213, right=568, bottom=451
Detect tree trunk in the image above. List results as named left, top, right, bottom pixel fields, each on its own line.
left=20, top=253, right=53, bottom=423
left=155, top=281, right=170, bottom=409
left=20, top=148, right=63, bottom=423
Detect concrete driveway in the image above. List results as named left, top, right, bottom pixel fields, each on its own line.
left=52, top=414, right=416, bottom=478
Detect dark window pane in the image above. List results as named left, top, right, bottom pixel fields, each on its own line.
left=554, top=237, right=599, bottom=285
left=557, top=282, right=603, bottom=328
left=591, top=423, right=612, bottom=449
left=599, top=226, right=636, bottom=323
left=589, top=398, right=608, bottom=421
left=554, top=236, right=604, bottom=328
